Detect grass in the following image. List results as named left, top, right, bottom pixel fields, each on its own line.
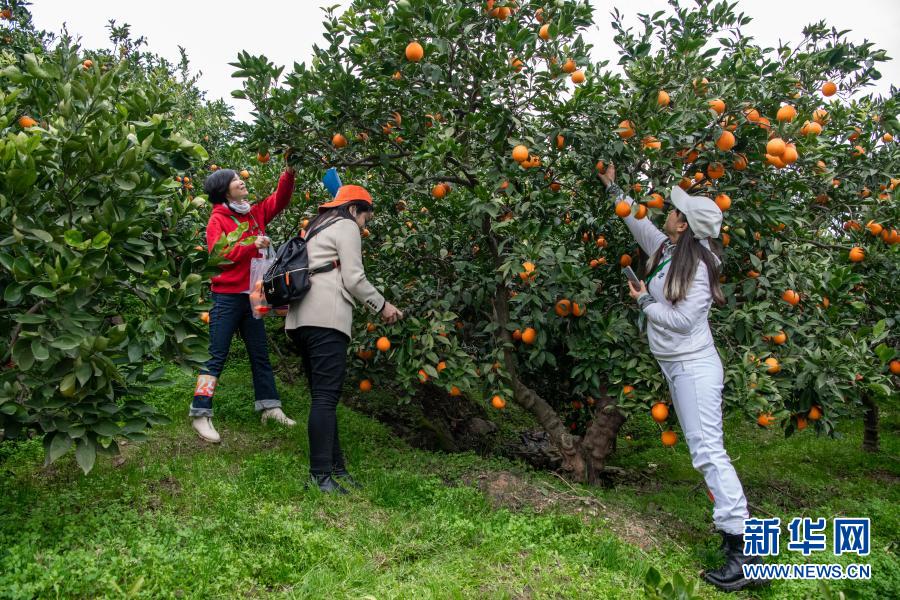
left=1, top=357, right=897, bottom=599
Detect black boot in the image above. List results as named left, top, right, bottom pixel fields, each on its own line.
left=332, top=468, right=362, bottom=489
left=307, top=473, right=348, bottom=495
left=702, top=532, right=769, bottom=592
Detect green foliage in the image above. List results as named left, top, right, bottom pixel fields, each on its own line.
left=230, top=0, right=897, bottom=456
left=0, top=8, right=220, bottom=471
left=644, top=566, right=702, bottom=600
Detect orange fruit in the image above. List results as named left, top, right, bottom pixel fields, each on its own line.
left=571, top=70, right=585, bottom=84
left=17, top=115, right=37, bottom=128
left=521, top=327, right=537, bottom=345
left=615, top=201, right=631, bottom=218
left=796, top=416, right=808, bottom=431
left=808, top=405, right=823, bottom=420
left=781, top=143, right=798, bottom=164
left=417, top=369, right=429, bottom=383
left=512, top=145, right=529, bottom=162
left=889, top=360, right=900, bottom=375
left=617, top=120, right=635, bottom=139
left=376, top=336, right=391, bottom=352
left=776, top=104, right=797, bottom=122
left=708, top=99, right=725, bottom=114
left=632, top=183, right=643, bottom=194
left=332, top=133, right=348, bottom=148
left=491, top=395, right=506, bottom=409
left=510, top=57, right=524, bottom=72
left=622, top=385, right=635, bottom=395
left=733, top=153, right=748, bottom=170
left=852, top=145, right=865, bottom=157
left=432, top=183, right=448, bottom=198
left=812, top=108, right=829, bottom=124
left=590, top=257, right=603, bottom=268
left=556, top=134, right=565, bottom=149
left=405, top=41, right=424, bottom=62
left=707, top=162, right=725, bottom=180
left=359, top=379, right=373, bottom=393
left=641, top=136, right=661, bottom=150
left=200, top=312, right=210, bottom=324
left=716, top=130, right=736, bottom=151
left=866, top=221, right=883, bottom=236
left=436, top=361, right=447, bottom=373
left=693, top=77, right=709, bottom=93
left=766, top=138, right=786, bottom=156
left=554, top=299, right=572, bottom=317
left=619, top=254, right=632, bottom=267
left=512, top=329, right=522, bottom=341
left=595, top=235, right=607, bottom=248
left=210, top=165, right=219, bottom=171
left=82, top=59, right=93, bottom=70
left=657, top=90, right=670, bottom=107
left=848, top=247, right=865, bottom=262
left=721, top=232, right=730, bottom=246
left=366, top=322, right=377, bottom=333
left=647, top=193, right=665, bottom=209
left=714, top=193, right=731, bottom=211
left=781, top=289, right=800, bottom=306
left=634, top=204, right=648, bottom=219
left=651, top=402, right=669, bottom=423
left=450, top=386, right=462, bottom=397
left=757, top=413, right=775, bottom=427
left=535, top=7, right=544, bottom=22
left=757, top=116, right=771, bottom=130
left=744, top=108, right=760, bottom=122
left=539, top=23, right=551, bottom=40
left=571, top=302, right=585, bottom=317
left=239, top=170, right=250, bottom=179
left=562, top=58, right=576, bottom=73
left=883, top=133, right=894, bottom=143
left=661, top=430, right=677, bottom=447
left=764, top=357, right=781, bottom=374
left=821, top=81, right=837, bottom=97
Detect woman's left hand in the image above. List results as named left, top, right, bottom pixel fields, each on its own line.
left=628, top=280, right=648, bottom=301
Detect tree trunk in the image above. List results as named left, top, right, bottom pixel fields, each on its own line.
left=861, top=394, right=879, bottom=453
left=580, top=394, right=627, bottom=485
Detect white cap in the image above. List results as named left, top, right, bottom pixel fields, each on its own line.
left=670, top=185, right=723, bottom=239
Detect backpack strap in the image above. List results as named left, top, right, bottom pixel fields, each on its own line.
left=304, top=216, right=343, bottom=241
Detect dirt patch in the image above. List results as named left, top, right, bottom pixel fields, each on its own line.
left=461, top=469, right=660, bottom=551
left=866, top=469, right=900, bottom=485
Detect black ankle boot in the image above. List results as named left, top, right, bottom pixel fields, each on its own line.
left=332, top=469, right=362, bottom=489
left=308, top=473, right=348, bottom=495
left=702, top=532, right=769, bottom=592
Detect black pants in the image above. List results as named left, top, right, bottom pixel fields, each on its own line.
left=288, top=326, right=350, bottom=475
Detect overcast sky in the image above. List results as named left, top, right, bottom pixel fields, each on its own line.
left=28, top=0, right=899, bottom=122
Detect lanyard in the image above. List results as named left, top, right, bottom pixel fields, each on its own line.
left=644, top=258, right=671, bottom=285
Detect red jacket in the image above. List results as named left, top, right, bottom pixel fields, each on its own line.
left=206, top=170, right=296, bottom=293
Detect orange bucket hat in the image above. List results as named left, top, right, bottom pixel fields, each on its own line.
left=318, top=184, right=373, bottom=213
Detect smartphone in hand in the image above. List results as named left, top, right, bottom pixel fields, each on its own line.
left=622, top=266, right=641, bottom=287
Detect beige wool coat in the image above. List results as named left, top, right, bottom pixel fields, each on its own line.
left=284, top=217, right=384, bottom=338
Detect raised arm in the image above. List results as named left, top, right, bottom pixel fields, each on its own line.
left=598, top=163, right=667, bottom=257
left=255, top=169, right=296, bottom=225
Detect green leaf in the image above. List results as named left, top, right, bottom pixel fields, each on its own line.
left=3, top=282, right=24, bottom=303
left=75, top=438, right=97, bottom=474
left=30, top=285, right=56, bottom=299
left=64, top=230, right=84, bottom=246
left=46, top=432, right=73, bottom=464
left=15, top=313, right=47, bottom=324
left=30, top=339, right=49, bottom=361
left=92, top=232, right=112, bottom=249
left=92, top=421, right=121, bottom=437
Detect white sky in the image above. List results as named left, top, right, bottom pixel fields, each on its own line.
left=28, top=0, right=900, bottom=122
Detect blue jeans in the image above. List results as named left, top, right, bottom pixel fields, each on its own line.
left=190, top=292, right=281, bottom=417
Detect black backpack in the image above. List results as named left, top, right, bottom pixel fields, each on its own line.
left=262, top=218, right=342, bottom=306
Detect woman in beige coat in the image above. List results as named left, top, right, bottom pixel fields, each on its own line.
left=286, top=184, right=403, bottom=493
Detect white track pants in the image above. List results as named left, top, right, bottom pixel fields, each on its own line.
left=658, top=352, right=749, bottom=535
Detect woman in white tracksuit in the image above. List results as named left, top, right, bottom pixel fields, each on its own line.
left=599, top=165, right=765, bottom=593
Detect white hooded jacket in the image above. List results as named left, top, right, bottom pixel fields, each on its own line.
left=613, top=190, right=720, bottom=362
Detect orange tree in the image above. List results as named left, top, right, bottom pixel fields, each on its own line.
left=233, top=0, right=897, bottom=481
left=0, top=6, right=223, bottom=472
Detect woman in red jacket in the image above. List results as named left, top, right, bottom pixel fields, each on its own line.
left=190, top=160, right=296, bottom=443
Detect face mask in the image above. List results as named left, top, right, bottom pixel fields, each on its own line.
left=228, top=200, right=251, bottom=215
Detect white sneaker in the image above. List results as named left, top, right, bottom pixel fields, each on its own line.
left=261, top=407, right=296, bottom=427
left=192, top=417, right=221, bottom=443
